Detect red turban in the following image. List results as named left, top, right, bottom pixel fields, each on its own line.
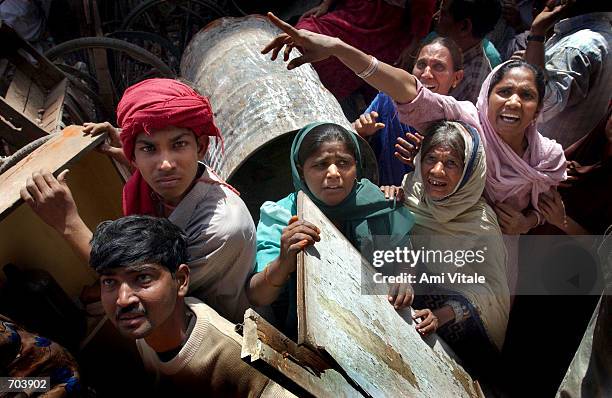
left=115, top=78, right=222, bottom=216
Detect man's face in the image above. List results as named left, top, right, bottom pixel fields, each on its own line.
left=412, top=42, right=463, bottom=95
left=132, top=126, right=206, bottom=206
left=435, top=0, right=461, bottom=39
left=100, top=263, right=186, bottom=340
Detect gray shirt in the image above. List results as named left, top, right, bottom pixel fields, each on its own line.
left=169, top=165, right=255, bottom=323
left=538, top=12, right=612, bottom=148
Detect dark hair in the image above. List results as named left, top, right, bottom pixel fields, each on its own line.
left=448, top=0, right=501, bottom=39
left=417, top=36, right=464, bottom=71
left=297, top=123, right=358, bottom=166
left=420, top=120, right=466, bottom=165
left=89, top=215, right=188, bottom=274
left=487, top=60, right=546, bottom=107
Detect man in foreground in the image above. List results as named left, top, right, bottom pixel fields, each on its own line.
left=89, top=215, right=292, bottom=396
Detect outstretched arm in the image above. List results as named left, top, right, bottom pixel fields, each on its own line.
left=262, top=12, right=418, bottom=104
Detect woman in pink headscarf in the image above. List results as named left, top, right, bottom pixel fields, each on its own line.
left=261, top=14, right=566, bottom=233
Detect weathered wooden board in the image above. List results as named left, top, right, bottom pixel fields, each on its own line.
left=241, top=309, right=360, bottom=398
left=296, top=192, right=482, bottom=398
left=0, top=125, right=105, bottom=219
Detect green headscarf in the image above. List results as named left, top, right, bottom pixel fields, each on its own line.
left=291, top=122, right=414, bottom=246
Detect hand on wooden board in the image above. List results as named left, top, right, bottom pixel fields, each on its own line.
left=83, top=122, right=130, bottom=168
left=413, top=308, right=439, bottom=336
left=279, top=215, right=321, bottom=273
left=388, top=282, right=414, bottom=310
left=20, top=170, right=80, bottom=234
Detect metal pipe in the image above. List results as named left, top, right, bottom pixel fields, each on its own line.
left=181, top=15, right=378, bottom=183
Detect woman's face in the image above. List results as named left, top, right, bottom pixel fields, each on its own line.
left=420, top=145, right=464, bottom=200
left=487, top=66, right=540, bottom=139
left=412, top=42, right=463, bottom=95
left=302, top=141, right=357, bottom=206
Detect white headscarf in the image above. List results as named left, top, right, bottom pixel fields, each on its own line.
left=402, top=121, right=510, bottom=350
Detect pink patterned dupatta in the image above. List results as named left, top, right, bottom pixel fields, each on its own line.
left=476, top=62, right=567, bottom=211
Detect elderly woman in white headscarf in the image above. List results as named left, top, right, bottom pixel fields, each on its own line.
left=402, top=120, right=509, bottom=379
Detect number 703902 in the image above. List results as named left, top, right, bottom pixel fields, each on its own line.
left=0, top=377, right=50, bottom=393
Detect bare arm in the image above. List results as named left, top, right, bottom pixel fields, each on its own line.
left=246, top=216, right=320, bottom=306
left=524, top=0, right=574, bottom=70
left=332, top=39, right=418, bottom=103
left=247, top=257, right=294, bottom=307
left=262, top=12, right=418, bottom=104
left=20, top=170, right=92, bottom=262
left=539, top=188, right=590, bottom=235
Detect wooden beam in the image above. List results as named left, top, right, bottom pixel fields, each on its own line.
left=0, top=116, right=34, bottom=149
left=0, top=22, right=65, bottom=90
left=243, top=309, right=330, bottom=374
left=241, top=309, right=363, bottom=398
left=0, top=96, right=47, bottom=144
left=41, top=78, right=67, bottom=134
left=0, top=125, right=105, bottom=221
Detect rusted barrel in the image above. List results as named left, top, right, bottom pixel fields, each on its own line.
left=181, top=15, right=378, bottom=218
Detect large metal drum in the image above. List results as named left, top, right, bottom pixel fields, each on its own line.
left=181, top=15, right=378, bottom=219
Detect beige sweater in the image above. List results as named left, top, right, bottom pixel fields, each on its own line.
left=136, top=298, right=293, bottom=397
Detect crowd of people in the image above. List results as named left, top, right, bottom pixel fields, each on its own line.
left=3, top=0, right=610, bottom=396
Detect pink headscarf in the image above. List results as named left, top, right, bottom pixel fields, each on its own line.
left=476, top=61, right=566, bottom=211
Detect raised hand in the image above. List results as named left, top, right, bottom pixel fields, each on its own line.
left=394, top=132, right=423, bottom=166
left=262, top=12, right=339, bottom=70
left=531, top=0, right=575, bottom=35
left=353, top=111, right=385, bottom=137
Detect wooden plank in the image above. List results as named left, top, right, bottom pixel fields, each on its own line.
left=297, top=192, right=482, bottom=398
left=0, top=125, right=105, bottom=220
left=243, top=309, right=331, bottom=374
left=241, top=310, right=361, bottom=398
left=0, top=116, right=32, bottom=149
left=22, top=81, right=45, bottom=123
left=0, top=97, right=47, bottom=144
left=41, top=79, right=67, bottom=133
left=5, top=69, right=31, bottom=113
left=0, top=22, right=65, bottom=90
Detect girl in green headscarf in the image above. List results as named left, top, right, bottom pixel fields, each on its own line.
left=246, top=122, right=415, bottom=339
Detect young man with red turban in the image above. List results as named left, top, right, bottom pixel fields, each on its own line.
left=20, top=78, right=255, bottom=323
